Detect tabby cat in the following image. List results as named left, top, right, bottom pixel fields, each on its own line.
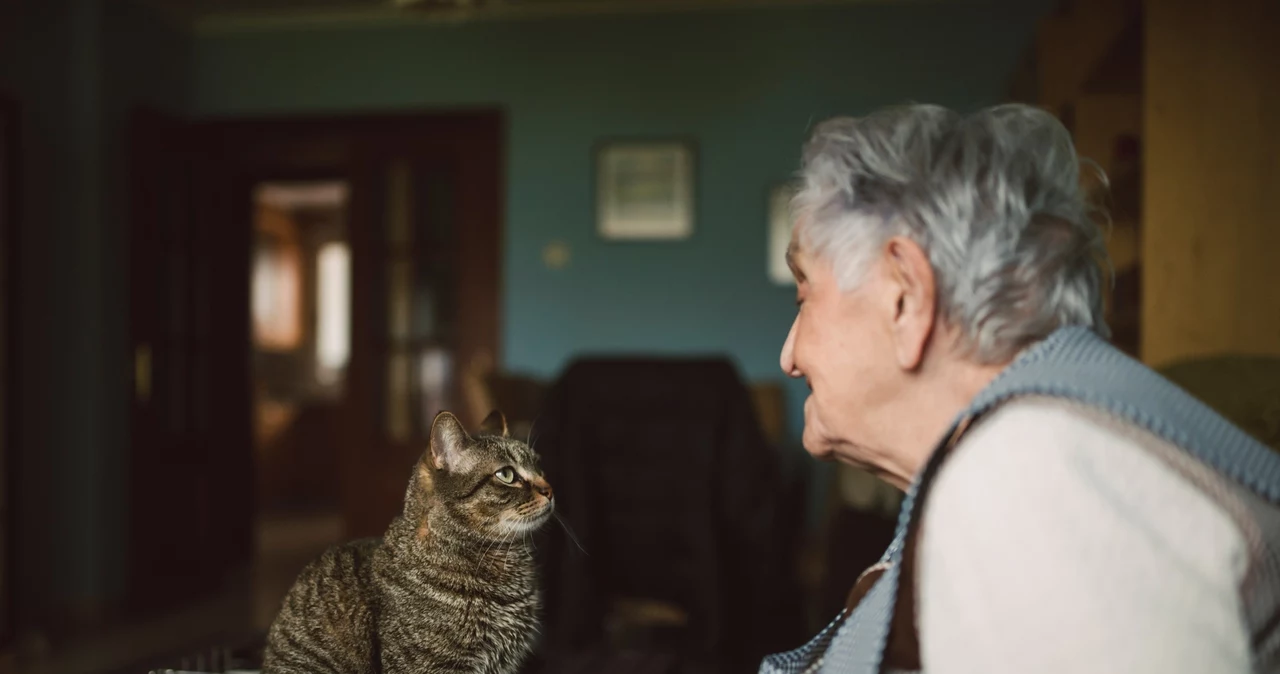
left=262, top=410, right=555, bottom=674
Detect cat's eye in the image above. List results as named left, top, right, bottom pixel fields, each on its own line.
left=495, top=467, right=517, bottom=484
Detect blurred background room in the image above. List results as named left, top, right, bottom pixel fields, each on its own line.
left=0, top=0, right=1276, bottom=671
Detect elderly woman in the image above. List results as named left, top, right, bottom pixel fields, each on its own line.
left=763, top=104, right=1280, bottom=673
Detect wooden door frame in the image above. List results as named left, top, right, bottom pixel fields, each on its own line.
left=128, top=107, right=247, bottom=613
left=194, top=108, right=505, bottom=406
left=192, top=108, right=505, bottom=540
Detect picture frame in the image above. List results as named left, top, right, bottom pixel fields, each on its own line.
left=595, top=139, right=695, bottom=241
left=767, top=181, right=799, bottom=285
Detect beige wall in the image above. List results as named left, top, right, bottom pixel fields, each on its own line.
left=1143, top=0, right=1280, bottom=365
left=1073, top=94, right=1142, bottom=269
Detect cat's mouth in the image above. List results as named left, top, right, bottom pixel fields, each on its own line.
left=502, top=501, right=554, bottom=534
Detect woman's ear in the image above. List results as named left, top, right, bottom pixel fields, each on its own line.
left=883, top=236, right=937, bottom=371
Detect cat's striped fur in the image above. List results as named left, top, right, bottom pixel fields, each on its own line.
left=262, top=410, right=553, bottom=674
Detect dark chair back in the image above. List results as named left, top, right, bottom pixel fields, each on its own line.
left=531, top=356, right=804, bottom=673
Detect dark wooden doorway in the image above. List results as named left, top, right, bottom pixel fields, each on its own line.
left=127, top=109, right=504, bottom=615
left=128, top=108, right=251, bottom=613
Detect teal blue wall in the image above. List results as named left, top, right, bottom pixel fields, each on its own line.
left=0, top=2, right=1047, bottom=620
left=0, top=0, right=188, bottom=626
left=0, top=0, right=117, bottom=620
left=102, top=0, right=192, bottom=606
left=194, top=4, right=1046, bottom=449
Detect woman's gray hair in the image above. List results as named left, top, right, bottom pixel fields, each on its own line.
left=795, top=103, right=1110, bottom=364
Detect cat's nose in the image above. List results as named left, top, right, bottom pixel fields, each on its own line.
left=532, top=479, right=553, bottom=500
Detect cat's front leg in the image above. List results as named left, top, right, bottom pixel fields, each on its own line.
left=378, top=640, right=480, bottom=674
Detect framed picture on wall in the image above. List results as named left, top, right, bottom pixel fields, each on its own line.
left=595, top=140, right=695, bottom=241
left=768, top=181, right=798, bottom=285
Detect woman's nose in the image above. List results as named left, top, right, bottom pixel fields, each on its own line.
left=780, top=318, right=801, bottom=377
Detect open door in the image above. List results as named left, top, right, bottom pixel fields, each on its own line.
left=127, top=111, right=502, bottom=619
left=193, top=112, right=502, bottom=541
left=346, top=153, right=474, bottom=537
left=340, top=115, right=504, bottom=538
left=128, top=109, right=253, bottom=614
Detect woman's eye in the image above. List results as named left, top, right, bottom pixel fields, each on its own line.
left=495, top=467, right=516, bottom=484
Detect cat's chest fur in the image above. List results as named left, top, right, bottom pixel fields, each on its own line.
left=375, top=535, right=541, bottom=674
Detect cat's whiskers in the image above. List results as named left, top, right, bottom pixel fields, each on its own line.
left=475, top=530, right=505, bottom=577
left=499, top=530, right=516, bottom=575
left=553, top=511, right=587, bottom=555
left=477, top=532, right=494, bottom=560
left=524, top=416, right=543, bottom=447
left=475, top=522, right=521, bottom=580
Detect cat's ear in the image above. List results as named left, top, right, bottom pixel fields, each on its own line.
left=429, top=411, right=472, bottom=472
left=479, top=410, right=509, bottom=438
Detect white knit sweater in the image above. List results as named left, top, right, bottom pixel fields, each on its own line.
left=919, top=397, right=1252, bottom=673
